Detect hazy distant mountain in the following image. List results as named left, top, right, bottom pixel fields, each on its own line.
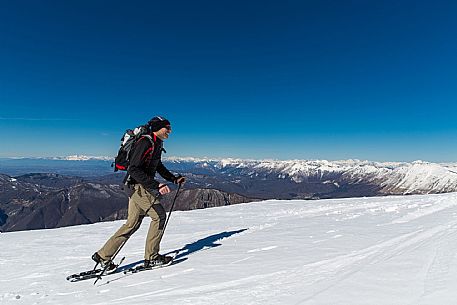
left=0, top=157, right=114, bottom=176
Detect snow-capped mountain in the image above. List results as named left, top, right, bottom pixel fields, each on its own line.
left=2, top=193, right=457, bottom=304
left=3, top=156, right=457, bottom=197
left=52, top=155, right=113, bottom=161
left=164, top=158, right=457, bottom=196
left=0, top=155, right=113, bottom=161
left=3, top=156, right=457, bottom=198
left=3, top=157, right=457, bottom=233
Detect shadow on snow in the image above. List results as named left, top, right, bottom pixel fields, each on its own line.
left=171, top=228, right=248, bottom=260
left=119, top=228, right=248, bottom=271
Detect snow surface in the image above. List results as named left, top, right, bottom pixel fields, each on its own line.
left=2, top=193, right=457, bottom=304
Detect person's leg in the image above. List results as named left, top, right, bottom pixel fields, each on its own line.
left=97, top=188, right=144, bottom=261
left=144, top=202, right=166, bottom=260
left=133, top=184, right=166, bottom=261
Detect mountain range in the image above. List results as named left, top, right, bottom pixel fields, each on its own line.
left=164, top=158, right=457, bottom=198
left=1, top=157, right=457, bottom=232
left=0, top=173, right=254, bottom=232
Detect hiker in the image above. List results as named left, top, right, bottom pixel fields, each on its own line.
left=92, top=116, right=185, bottom=269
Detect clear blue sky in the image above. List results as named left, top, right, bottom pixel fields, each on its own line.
left=1, top=0, right=456, bottom=162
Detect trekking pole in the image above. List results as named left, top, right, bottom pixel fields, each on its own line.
left=160, top=183, right=182, bottom=242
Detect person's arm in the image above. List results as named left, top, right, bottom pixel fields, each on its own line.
left=158, top=161, right=186, bottom=185
left=157, top=161, right=177, bottom=182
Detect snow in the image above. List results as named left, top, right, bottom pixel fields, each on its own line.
left=2, top=193, right=457, bottom=304
left=62, top=155, right=112, bottom=161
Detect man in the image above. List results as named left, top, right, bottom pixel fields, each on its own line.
left=92, top=116, right=185, bottom=269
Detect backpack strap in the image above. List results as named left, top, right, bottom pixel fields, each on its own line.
left=140, top=134, right=155, bottom=160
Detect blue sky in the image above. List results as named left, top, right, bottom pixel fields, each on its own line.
left=1, top=0, right=456, bottom=161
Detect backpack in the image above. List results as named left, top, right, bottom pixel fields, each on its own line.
left=112, top=125, right=154, bottom=172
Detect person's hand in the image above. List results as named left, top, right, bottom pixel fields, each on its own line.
left=158, top=183, right=171, bottom=195
left=174, top=175, right=186, bottom=185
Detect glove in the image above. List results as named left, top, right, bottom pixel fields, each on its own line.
left=174, top=175, right=186, bottom=185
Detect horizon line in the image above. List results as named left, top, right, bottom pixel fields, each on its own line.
left=0, top=155, right=455, bottom=164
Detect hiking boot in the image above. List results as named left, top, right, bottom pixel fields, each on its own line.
left=92, top=252, right=116, bottom=271
left=144, top=254, right=173, bottom=268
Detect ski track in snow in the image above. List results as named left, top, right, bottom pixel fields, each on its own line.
left=422, top=227, right=457, bottom=296
left=2, top=193, right=457, bottom=304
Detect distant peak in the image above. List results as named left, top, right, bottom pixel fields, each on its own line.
left=57, top=155, right=113, bottom=161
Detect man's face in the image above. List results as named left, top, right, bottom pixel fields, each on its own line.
left=156, top=125, right=171, bottom=140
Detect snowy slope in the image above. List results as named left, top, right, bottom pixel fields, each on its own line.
left=2, top=193, right=457, bottom=304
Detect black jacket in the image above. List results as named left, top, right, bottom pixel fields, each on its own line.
left=127, top=134, right=176, bottom=194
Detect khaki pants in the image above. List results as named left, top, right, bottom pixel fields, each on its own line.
left=98, top=184, right=166, bottom=261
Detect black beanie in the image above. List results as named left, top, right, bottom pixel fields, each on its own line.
left=148, top=116, right=171, bottom=132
